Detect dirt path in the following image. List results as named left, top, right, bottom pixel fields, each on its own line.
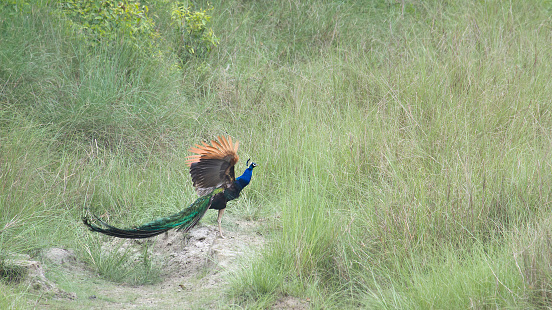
left=35, top=220, right=265, bottom=310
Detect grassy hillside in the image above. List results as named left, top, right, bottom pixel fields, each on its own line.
left=2, top=0, right=552, bottom=308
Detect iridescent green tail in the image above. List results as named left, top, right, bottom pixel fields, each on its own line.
left=83, top=192, right=216, bottom=239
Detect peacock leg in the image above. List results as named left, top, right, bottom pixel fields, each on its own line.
left=217, top=209, right=226, bottom=238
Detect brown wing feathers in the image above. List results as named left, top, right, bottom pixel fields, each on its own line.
left=186, top=136, right=239, bottom=195
left=186, top=136, right=239, bottom=165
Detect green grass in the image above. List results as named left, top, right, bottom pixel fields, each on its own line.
left=2, top=0, right=552, bottom=308
left=79, top=236, right=162, bottom=285
left=0, top=282, right=26, bottom=310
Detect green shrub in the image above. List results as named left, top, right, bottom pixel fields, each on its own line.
left=60, top=0, right=157, bottom=46
left=0, top=0, right=32, bottom=15
left=171, top=3, right=219, bottom=60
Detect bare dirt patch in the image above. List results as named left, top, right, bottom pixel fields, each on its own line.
left=272, top=296, right=310, bottom=310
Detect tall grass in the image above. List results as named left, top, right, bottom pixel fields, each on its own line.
left=218, top=0, right=552, bottom=307
left=1, top=0, right=552, bottom=308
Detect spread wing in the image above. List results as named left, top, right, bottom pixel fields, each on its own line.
left=186, top=136, right=239, bottom=196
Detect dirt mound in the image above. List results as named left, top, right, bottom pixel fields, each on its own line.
left=35, top=220, right=265, bottom=309
left=152, top=222, right=263, bottom=279
left=43, top=248, right=77, bottom=266
left=2, top=252, right=76, bottom=300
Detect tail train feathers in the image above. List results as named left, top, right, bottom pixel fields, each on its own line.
left=82, top=215, right=171, bottom=239
left=83, top=193, right=215, bottom=239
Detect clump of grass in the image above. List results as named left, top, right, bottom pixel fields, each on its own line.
left=515, top=215, right=552, bottom=307
left=80, top=235, right=162, bottom=285
left=0, top=282, right=25, bottom=310
left=0, top=262, right=28, bottom=284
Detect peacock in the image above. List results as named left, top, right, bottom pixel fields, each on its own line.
left=83, top=136, right=257, bottom=239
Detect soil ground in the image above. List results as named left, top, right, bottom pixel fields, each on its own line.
left=32, top=220, right=268, bottom=310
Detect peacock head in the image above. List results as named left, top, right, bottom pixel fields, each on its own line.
left=246, top=158, right=258, bottom=169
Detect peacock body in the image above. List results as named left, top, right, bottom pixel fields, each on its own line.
left=83, top=136, right=257, bottom=239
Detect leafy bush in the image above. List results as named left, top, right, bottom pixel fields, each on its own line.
left=171, top=3, right=219, bottom=60
left=60, top=0, right=157, bottom=46
left=0, top=0, right=32, bottom=15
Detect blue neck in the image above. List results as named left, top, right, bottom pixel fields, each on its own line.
left=235, top=164, right=255, bottom=190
